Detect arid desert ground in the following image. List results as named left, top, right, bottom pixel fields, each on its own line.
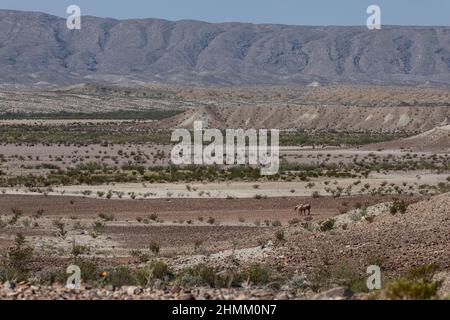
left=0, top=85, right=449, bottom=300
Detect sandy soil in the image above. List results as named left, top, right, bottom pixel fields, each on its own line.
left=1, top=171, right=445, bottom=199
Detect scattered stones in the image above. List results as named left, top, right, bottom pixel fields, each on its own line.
left=4, top=281, right=16, bottom=290
left=312, top=287, right=353, bottom=300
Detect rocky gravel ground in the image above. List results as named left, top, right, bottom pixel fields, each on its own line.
left=2, top=281, right=447, bottom=300
left=273, top=193, right=450, bottom=276
left=0, top=281, right=373, bottom=300
left=1, top=193, right=448, bottom=300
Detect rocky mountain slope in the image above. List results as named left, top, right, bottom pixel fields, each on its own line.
left=2, top=10, right=450, bottom=87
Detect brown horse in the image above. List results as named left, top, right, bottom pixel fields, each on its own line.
left=294, top=203, right=311, bottom=215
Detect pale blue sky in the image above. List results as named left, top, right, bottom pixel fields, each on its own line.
left=1, top=0, right=449, bottom=26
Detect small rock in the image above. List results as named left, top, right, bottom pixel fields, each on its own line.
left=105, top=285, right=115, bottom=292
left=178, top=293, right=195, bottom=300
left=4, top=281, right=16, bottom=290
left=126, top=286, right=142, bottom=295
left=313, top=287, right=353, bottom=300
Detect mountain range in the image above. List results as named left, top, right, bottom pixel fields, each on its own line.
left=1, top=10, right=450, bottom=87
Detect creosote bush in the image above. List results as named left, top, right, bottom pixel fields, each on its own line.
left=390, top=199, right=408, bottom=215
left=247, top=263, right=270, bottom=285
left=385, top=264, right=441, bottom=300
left=319, top=219, right=335, bottom=232
left=1, top=233, right=34, bottom=282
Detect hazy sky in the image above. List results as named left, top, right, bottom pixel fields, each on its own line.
left=1, top=0, right=449, bottom=26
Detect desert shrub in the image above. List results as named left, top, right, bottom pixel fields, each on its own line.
left=34, top=267, right=67, bottom=285
left=122, top=260, right=172, bottom=287
left=333, top=263, right=368, bottom=293
left=319, top=219, right=335, bottom=232
left=176, top=264, right=242, bottom=288
left=385, top=264, right=441, bottom=300
left=308, top=262, right=367, bottom=293
left=8, top=208, right=22, bottom=225
left=73, top=259, right=98, bottom=284
left=52, top=219, right=67, bottom=238
left=271, top=220, right=282, bottom=227
left=98, top=213, right=114, bottom=221
left=149, top=242, right=160, bottom=255
left=71, top=245, right=89, bottom=257
left=390, top=199, right=408, bottom=215
left=130, top=250, right=150, bottom=263
left=106, top=266, right=137, bottom=287
left=275, top=229, right=285, bottom=242
left=3, top=233, right=34, bottom=281
left=312, top=191, right=321, bottom=198
left=350, top=212, right=362, bottom=222
left=437, top=182, right=450, bottom=194
left=301, top=221, right=314, bottom=232
left=148, top=260, right=170, bottom=280
left=246, top=263, right=270, bottom=285
left=385, top=278, right=440, bottom=300
left=177, top=264, right=217, bottom=287
left=308, top=267, right=332, bottom=292
left=92, top=221, right=106, bottom=233
left=289, top=274, right=310, bottom=290
left=21, top=218, right=31, bottom=228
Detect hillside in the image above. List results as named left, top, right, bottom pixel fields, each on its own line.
left=275, top=193, right=450, bottom=277
left=1, top=84, right=450, bottom=132
left=365, top=125, right=450, bottom=151
left=154, top=105, right=450, bottom=131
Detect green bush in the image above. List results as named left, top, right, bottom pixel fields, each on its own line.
left=319, top=219, right=335, bottom=232
left=148, top=260, right=170, bottom=280
left=177, top=264, right=217, bottom=287
left=71, top=245, right=89, bottom=257
left=3, top=233, right=34, bottom=281
left=385, top=278, right=440, bottom=300
left=34, top=267, right=67, bottom=285
left=246, top=263, right=270, bottom=285
left=130, top=249, right=150, bottom=263
left=98, top=213, right=115, bottom=221
left=275, top=229, right=285, bottom=241
left=390, top=199, right=408, bottom=215
left=385, top=264, right=441, bottom=300
left=149, top=242, right=160, bottom=255
left=333, top=263, right=368, bottom=293
left=74, top=259, right=99, bottom=284
left=271, top=220, right=282, bottom=227
left=106, top=266, right=137, bottom=287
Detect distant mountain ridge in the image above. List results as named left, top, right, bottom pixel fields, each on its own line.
left=1, top=10, right=450, bottom=87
